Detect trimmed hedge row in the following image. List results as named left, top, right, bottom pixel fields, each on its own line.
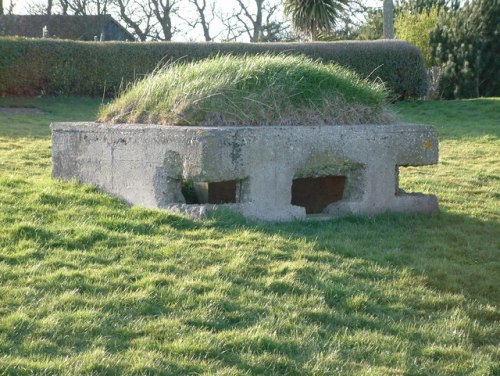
left=0, top=37, right=427, bottom=98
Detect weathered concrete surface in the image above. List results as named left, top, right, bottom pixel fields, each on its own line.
left=51, top=122, right=439, bottom=221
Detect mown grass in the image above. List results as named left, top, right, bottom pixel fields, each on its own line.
left=0, top=97, right=499, bottom=375
left=98, top=54, right=394, bottom=126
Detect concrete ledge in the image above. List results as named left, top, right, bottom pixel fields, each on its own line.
left=51, top=122, right=439, bottom=221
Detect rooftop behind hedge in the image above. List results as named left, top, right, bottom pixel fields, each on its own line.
left=0, top=38, right=428, bottom=99
left=98, top=54, right=395, bottom=126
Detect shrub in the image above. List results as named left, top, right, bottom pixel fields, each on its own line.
left=431, top=0, right=500, bottom=98
left=98, top=54, right=395, bottom=126
left=0, top=37, right=428, bottom=99
left=395, top=7, right=440, bottom=67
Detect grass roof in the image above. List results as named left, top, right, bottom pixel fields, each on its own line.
left=98, top=54, right=396, bottom=126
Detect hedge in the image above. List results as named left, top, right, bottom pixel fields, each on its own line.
left=0, top=37, right=427, bottom=99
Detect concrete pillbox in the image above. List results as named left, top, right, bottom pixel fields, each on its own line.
left=51, top=122, right=439, bottom=221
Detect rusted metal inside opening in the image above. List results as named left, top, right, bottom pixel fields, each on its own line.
left=193, top=180, right=238, bottom=204
left=291, top=176, right=346, bottom=214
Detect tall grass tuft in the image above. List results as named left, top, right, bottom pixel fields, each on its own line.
left=98, top=54, right=396, bottom=126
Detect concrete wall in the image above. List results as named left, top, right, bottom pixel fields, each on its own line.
left=52, top=122, right=439, bottom=221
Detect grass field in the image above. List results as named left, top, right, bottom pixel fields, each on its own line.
left=0, top=97, right=498, bottom=375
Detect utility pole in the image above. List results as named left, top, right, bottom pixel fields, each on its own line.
left=383, top=0, right=394, bottom=39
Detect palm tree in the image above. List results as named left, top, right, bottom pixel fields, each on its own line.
left=283, top=0, right=349, bottom=41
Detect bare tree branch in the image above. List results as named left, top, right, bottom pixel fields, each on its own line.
left=236, top=0, right=262, bottom=41
left=66, top=0, right=87, bottom=15
left=26, top=0, right=47, bottom=15
left=177, top=0, right=220, bottom=41
left=190, top=0, right=216, bottom=41
left=150, top=0, right=180, bottom=41
left=6, top=0, right=16, bottom=14
left=217, top=7, right=246, bottom=41
left=1, top=0, right=20, bottom=16
left=228, top=0, right=283, bottom=42
left=115, top=0, right=154, bottom=41
left=58, top=0, right=69, bottom=14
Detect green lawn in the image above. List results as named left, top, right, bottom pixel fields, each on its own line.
left=0, top=97, right=498, bottom=375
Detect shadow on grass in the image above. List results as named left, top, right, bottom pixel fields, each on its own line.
left=208, top=208, right=500, bottom=305
left=2, top=195, right=499, bottom=375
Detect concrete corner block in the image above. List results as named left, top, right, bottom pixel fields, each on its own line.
left=236, top=204, right=306, bottom=222
left=392, top=193, right=439, bottom=214
left=51, top=122, right=439, bottom=221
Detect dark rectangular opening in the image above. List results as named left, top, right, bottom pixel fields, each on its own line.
left=192, top=180, right=238, bottom=204
left=292, top=176, right=346, bottom=214
left=207, top=181, right=238, bottom=204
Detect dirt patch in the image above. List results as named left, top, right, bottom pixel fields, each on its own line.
left=0, top=107, right=46, bottom=115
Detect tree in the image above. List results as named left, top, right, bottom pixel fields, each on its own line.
left=395, top=6, right=439, bottom=66
left=383, top=0, right=394, bottom=38
left=59, top=0, right=68, bottom=14
left=114, top=0, right=180, bottom=41
left=395, top=0, right=459, bottom=14
left=223, top=0, right=284, bottom=42
left=150, top=0, right=179, bottom=41
left=236, top=0, right=264, bottom=41
left=59, top=0, right=89, bottom=15
left=23, top=0, right=178, bottom=41
left=0, top=0, right=17, bottom=14
left=259, top=20, right=295, bottom=41
left=184, top=0, right=217, bottom=41
left=26, top=0, right=47, bottom=14
left=320, top=0, right=371, bottom=40
left=115, top=0, right=154, bottom=41
left=354, top=0, right=459, bottom=41
left=283, top=0, right=349, bottom=41
left=56, top=0, right=110, bottom=15
left=356, top=8, right=383, bottom=40
left=29, top=0, right=112, bottom=15
left=7, top=0, right=15, bottom=13
left=431, top=0, right=499, bottom=98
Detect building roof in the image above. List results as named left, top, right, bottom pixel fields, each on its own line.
left=0, top=14, right=135, bottom=41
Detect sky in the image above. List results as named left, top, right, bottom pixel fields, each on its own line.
left=8, top=0, right=383, bottom=14
left=4, top=0, right=383, bottom=41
